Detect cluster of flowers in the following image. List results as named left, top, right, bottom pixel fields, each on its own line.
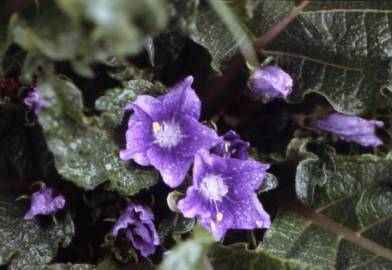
left=23, top=65, right=384, bottom=258
left=118, top=76, right=272, bottom=255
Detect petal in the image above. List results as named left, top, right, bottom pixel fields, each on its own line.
left=112, top=210, right=136, bottom=237
left=125, top=103, right=153, bottom=124
left=146, top=146, right=193, bottom=187
left=126, top=226, right=156, bottom=257
left=199, top=203, right=234, bottom=240
left=177, top=187, right=211, bottom=219
left=192, top=150, right=227, bottom=186
left=133, top=95, right=167, bottom=121
left=177, top=115, right=221, bottom=158
left=341, top=134, right=383, bottom=147
left=119, top=121, right=153, bottom=165
left=133, top=204, right=155, bottom=221
left=160, top=76, right=201, bottom=119
left=229, top=193, right=271, bottom=230
left=225, top=159, right=270, bottom=193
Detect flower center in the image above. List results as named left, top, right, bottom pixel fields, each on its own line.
left=199, top=174, right=228, bottom=202
left=152, top=121, right=182, bottom=148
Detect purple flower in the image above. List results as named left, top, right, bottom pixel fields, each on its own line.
left=112, top=204, right=159, bottom=257
left=211, top=130, right=250, bottom=160
left=315, top=113, right=384, bottom=147
left=177, top=150, right=271, bottom=240
left=120, top=76, right=221, bottom=187
left=24, top=88, right=50, bottom=113
left=250, top=65, right=293, bottom=100
left=24, top=187, right=65, bottom=220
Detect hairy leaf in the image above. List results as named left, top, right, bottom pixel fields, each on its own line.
left=95, top=80, right=166, bottom=129
left=36, top=73, right=159, bottom=195
left=10, top=0, right=167, bottom=70
left=30, top=264, right=96, bottom=270
left=187, top=1, right=292, bottom=72
left=159, top=227, right=214, bottom=270
left=187, top=1, right=392, bottom=113
left=263, top=1, right=392, bottom=114
left=209, top=244, right=318, bottom=270
left=263, top=155, right=392, bottom=269
left=0, top=190, right=74, bottom=269
left=103, top=58, right=154, bottom=82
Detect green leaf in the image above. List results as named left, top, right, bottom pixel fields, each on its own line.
left=188, top=1, right=292, bottom=73
left=103, top=57, right=154, bottom=82
left=166, top=0, right=199, bottom=34
left=159, top=226, right=315, bottom=270
left=209, top=244, right=319, bottom=270
left=36, top=73, right=159, bottom=195
left=158, top=214, right=195, bottom=249
left=0, top=190, right=74, bottom=269
left=29, top=264, right=96, bottom=270
left=262, top=1, right=392, bottom=114
left=159, top=227, right=214, bottom=270
left=262, top=155, right=392, bottom=269
left=95, top=80, right=166, bottom=129
left=257, top=173, right=278, bottom=194
left=189, top=1, right=247, bottom=73
left=10, top=0, right=167, bottom=69
left=188, top=1, right=392, bottom=113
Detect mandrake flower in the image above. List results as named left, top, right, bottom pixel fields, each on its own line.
left=112, top=204, right=159, bottom=257
left=24, top=87, right=50, bottom=114
left=177, top=150, right=271, bottom=240
left=24, top=187, right=65, bottom=220
left=250, top=65, right=293, bottom=100
left=211, top=130, right=250, bottom=160
left=315, top=113, right=384, bottom=147
left=120, top=76, right=221, bottom=187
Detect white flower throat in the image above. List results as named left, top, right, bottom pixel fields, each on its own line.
left=152, top=121, right=182, bottom=148
left=199, top=174, right=228, bottom=222
left=200, top=174, right=228, bottom=201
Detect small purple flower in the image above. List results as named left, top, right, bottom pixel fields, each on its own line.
left=177, top=150, right=271, bottom=240
left=112, top=204, right=159, bottom=257
left=315, top=113, right=384, bottom=147
left=24, top=88, right=50, bottom=113
left=250, top=65, right=293, bottom=100
left=211, top=130, right=249, bottom=160
left=120, top=76, right=221, bottom=187
left=24, top=187, right=65, bottom=220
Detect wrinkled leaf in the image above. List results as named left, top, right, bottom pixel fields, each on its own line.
left=36, top=73, right=159, bottom=195
left=95, top=80, right=166, bottom=129
left=188, top=1, right=392, bottom=113
left=209, top=244, right=318, bottom=270
left=103, top=57, right=154, bottom=82
left=263, top=155, right=392, bottom=269
left=30, top=264, right=96, bottom=270
left=263, top=1, right=392, bottom=114
left=166, top=0, right=199, bottom=34
left=0, top=190, right=74, bottom=269
left=10, top=0, right=167, bottom=70
left=257, top=173, right=278, bottom=193
left=158, top=214, right=195, bottom=249
left=159, top=227, right=214, bottom=270
left=188, top=1, right=291, bottom=73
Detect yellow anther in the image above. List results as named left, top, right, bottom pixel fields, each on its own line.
left=216, top=212, right=223, bottom=222
left=152, top=122, right=160, bottom=131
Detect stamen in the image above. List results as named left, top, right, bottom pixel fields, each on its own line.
left=152, top=121, right=182, bottom=148
left=216, top=212, right=223, bottom=221
left=152, top=121, right=160, bottom=131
